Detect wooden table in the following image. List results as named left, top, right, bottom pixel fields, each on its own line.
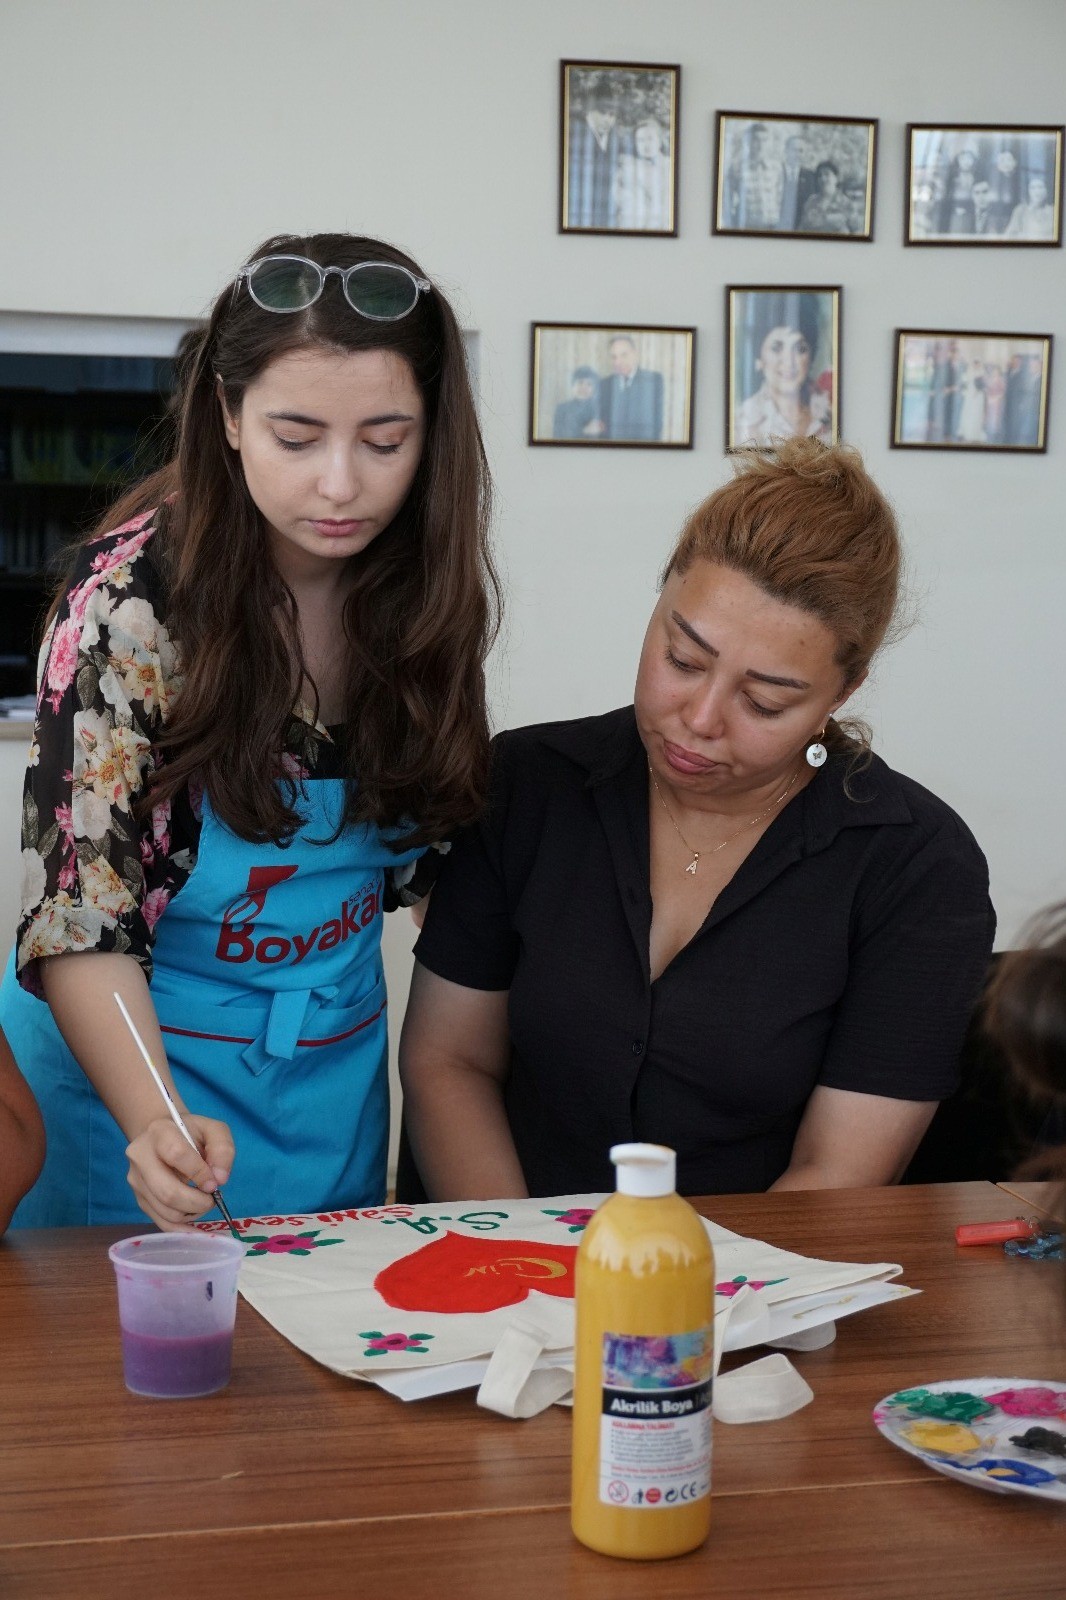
left=2, top=1183, right=1063, bottom=1598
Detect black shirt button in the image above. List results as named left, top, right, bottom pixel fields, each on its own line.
left=632, top=1038, right=644, bottom=1055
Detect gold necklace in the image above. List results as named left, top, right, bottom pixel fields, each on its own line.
left=649, top=764, right=800, bottom=876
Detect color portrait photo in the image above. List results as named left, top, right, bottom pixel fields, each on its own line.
left=893, top=332, right=1051, bottom=451
left=531, top=324, right=694, bottom=448
left=727, top=287, right=840, bottom=451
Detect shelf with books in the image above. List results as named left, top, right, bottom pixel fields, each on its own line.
left=0, top=350, right=175, bottom=695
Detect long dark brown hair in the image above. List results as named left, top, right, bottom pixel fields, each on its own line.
left=52, top=233, right=500, bottom=847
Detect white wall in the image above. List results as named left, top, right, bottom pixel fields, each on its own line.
left=1, top=2, right=1064, bottom=1123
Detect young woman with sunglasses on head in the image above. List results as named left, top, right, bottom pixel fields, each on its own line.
left=1, top=233, right=499, bottom=1230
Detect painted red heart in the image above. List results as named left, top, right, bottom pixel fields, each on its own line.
left=375, top=1230, right=578, bottom=1313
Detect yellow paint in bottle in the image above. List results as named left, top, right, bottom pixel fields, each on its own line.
left=571, top=1143, right=714, bottom=1559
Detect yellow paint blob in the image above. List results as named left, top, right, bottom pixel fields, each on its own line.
left=901, top=1420, right=981, bottom=1455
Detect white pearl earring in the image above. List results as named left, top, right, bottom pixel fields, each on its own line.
left=805, top=728, right=827, bottom=768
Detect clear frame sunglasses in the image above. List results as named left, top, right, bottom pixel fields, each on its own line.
left=232, top=255, right=432, bottom=321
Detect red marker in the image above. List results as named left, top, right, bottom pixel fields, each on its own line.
left=955, top=1218, right=1040, bottom=1247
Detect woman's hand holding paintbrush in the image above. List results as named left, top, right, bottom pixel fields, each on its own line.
left=125, top=1108, right=234, bottom=1232
left=39, top=954, right=236, bottom=1230
left=113, top=993, right=238, bottom=1234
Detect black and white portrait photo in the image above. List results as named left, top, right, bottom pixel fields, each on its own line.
left=715, top=113, right=877, bottom=240
left=906, top=125, right=1063, bottom=245
left=560, top=61, right=680, bottom=235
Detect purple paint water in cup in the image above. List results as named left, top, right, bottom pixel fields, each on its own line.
left=120, top=1328, right=235, bottom=1397
left=108, top=1233, right=245, bottom=1398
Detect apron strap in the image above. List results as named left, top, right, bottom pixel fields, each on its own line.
left=243, top=986, right=339, bottom=1075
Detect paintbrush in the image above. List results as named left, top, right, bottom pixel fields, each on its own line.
left=113, top=991, right=243, bottom=1240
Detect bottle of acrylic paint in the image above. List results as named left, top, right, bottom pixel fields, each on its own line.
left=571, top=1142, right=714, bottom=1560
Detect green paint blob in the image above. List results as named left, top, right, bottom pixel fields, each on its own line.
left=892, top=1387, right=995, bottom=1423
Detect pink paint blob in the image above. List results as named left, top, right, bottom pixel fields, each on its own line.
left=986, top=1387, right=1066, bottom=1419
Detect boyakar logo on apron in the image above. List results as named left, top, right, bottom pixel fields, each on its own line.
left=215, top=865, right=381, bottom=967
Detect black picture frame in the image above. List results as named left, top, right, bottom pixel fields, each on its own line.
left=713, top=112, right=877, bottom=240
left=904, top=124, right=1064, bottom=246
left=559, top=60, right=681, bottom=236
left=891, top=329, right=1052, bottom=452
left=530, top=322, right=696, bottom=449
left=725, top=286, right=841, bottom=453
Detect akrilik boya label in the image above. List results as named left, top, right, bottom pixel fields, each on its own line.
left=598, top=1329, right=713, bottom=1509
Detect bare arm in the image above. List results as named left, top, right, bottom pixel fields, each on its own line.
left=39, top=951, right=234, bottom=1229
left=399, top=960, right=527, bottom=1200
left=770, top=1085, right=937, bottom=1191
left=0, top=1029, right=45, bottom=1233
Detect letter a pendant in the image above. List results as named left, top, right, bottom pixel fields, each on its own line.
left=686, top=853, right=699, bottom=875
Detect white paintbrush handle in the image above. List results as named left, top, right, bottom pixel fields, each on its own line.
left=113, top=990, right=202, bottom=1158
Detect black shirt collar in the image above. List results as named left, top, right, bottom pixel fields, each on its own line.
left=537, top=704, right=913, bottom=852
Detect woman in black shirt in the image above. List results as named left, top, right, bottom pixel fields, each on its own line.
left=400, top=438, right=995, bottom=1198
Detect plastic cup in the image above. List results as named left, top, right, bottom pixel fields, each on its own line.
left=108, top=1233, right=245, bottom=1398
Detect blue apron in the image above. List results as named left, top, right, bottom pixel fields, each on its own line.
left=3, top=780, right=423, bottom=1227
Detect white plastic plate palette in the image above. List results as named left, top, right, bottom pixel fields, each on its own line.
left=873, top=1377, right=1066, bottom=1502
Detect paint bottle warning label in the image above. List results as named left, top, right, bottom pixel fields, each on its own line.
left=599, top=1329, right=713, bottom=1508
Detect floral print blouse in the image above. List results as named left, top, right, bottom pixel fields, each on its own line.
left=17, top=510, right=440, bottom=996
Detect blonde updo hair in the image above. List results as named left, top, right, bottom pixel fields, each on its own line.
left=664, top=437, right=903, bottom=755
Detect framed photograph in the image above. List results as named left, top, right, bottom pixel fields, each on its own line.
left=559, top=60, right=680, bottom=235
left=714, top=112, right=877, bottom=239
left=530, top=324, right=695, bottom=448
left=892, top=331, right=1052, bottom=452
left=906, top=124, right=1063, bottom=245
left=726, top=287, right=840, bottom=452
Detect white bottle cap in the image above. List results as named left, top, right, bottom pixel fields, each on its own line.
left=610, top=1143, right=676, bottom=1197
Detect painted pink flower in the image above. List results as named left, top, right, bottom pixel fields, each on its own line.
left=542, top=1207, right=595, bottom=1232
left=359, top=1330, right=434, bottom=1356
left=56, top=857, right=78, bottom=892
left=716, top=1275, right=788, bottom=1298
left=257, top=1234, right=310, bottom=1254
left=985, top=1387, right=1066, bottom=1419
left=243, top=1229, right=342, bottom=1256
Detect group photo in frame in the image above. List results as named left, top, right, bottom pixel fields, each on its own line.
left=892, top=330, right=1052, bottom=452
left=559, top=60, right=680, bottom=235
left=726, top=287, right=841, bottom=452
left=906, top=124, right=1064, bottom=244
left=529, top=323, right=695, bottom=448
left=714, top=113, right=877, bottom=239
